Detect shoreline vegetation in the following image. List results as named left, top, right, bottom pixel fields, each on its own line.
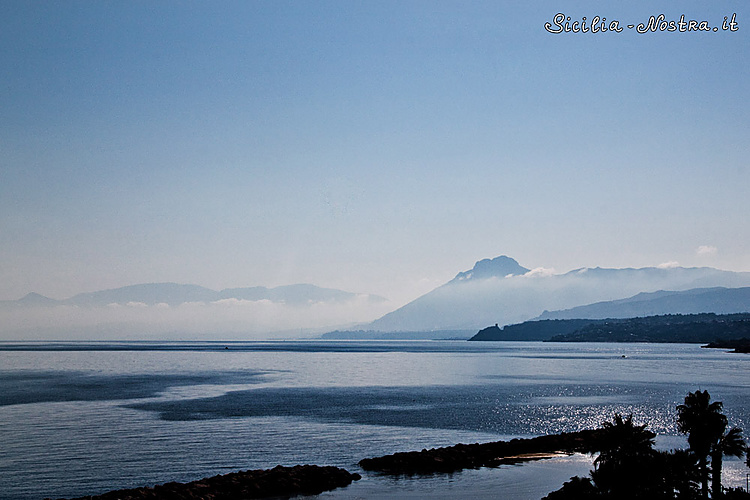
left=363, top=390, right=750, bottom=499
left=359, top=429, right=607, bottom=474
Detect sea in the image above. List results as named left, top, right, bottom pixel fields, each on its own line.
left=1, top=341, right=748, bottom=500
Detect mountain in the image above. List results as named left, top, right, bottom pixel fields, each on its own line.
left=470, top=313, right=750, bottom=343
left=1, top=283, right=386, bottom=308
left=67, top=283, right=218, bottom=307
left=366, top=256, right=750, bottom=332
left=536, top=287, right=750, bottom=320
left=0, top=282, right=391, bottom=340
left=0, top=292, right=60, bottom=308
left=451, top=256, right=530, bottom=281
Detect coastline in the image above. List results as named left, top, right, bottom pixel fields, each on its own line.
left=53, top=431, right=609, bottom=499
left=359, top=429, right=605, bottom=474
left=49, top=465, right=361, bottom=500
left=6, top=342, right=747, bottom=500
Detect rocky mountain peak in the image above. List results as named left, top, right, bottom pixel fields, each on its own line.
left=452, top=255, right=530, bottom=282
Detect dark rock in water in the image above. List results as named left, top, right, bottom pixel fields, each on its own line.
left=51, top=464, right=361, bottom=500
left=359, top=429, right=608, bottom=474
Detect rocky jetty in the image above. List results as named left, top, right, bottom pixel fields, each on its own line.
left=703, top=337, right=750, bottom=353
left=359, top=429, right=608, bottom=474
left=53, top=465, right=361, bottom=500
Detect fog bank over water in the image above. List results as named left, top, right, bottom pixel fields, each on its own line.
left=0, top=284, right=391, bottom=340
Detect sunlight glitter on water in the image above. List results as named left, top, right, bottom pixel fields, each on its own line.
left=1, top=342, right=748, bottom=500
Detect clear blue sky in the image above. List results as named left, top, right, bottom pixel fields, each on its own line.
left=1, top=1, right=748, bottom=304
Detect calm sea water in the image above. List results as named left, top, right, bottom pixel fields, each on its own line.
left=0, top=341, right=748, bottom=499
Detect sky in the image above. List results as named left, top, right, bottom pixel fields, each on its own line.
left=1, top=1, right=749, bottom=308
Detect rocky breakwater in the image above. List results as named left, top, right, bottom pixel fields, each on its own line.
left=52, top=465, right=361, bottom=500
left=359, top=429, right=608, bottom=474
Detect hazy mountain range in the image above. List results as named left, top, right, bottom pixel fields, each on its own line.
left=0, top=283, right=390, bottom=340
left=536, top=286, right=750, bottom=321
left=4, top=255, right=750, bottom=340
left=1, top=283, right=385, bottom=309
left=365, top=256, right=750, bottom=332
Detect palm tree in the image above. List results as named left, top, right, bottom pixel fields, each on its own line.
left=591, top=414, right=658, bottom=497
left=594, top=413, right=656, bottom=469
left=676, top=390, right=728, bottom=498
left=711, top=427, right=746, bottom=498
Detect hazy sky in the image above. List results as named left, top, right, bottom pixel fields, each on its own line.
left=2, top=1, right=749, bottom=305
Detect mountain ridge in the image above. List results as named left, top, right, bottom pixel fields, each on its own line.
left=366, top=256, right=750, bottom=332
left=536, top=286, right=750, bottom=320
left=0, top=282, right=387, bottom=308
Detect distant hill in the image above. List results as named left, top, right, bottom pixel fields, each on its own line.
left=366, top=255, right=750, bottom=332
left=536, top=287, right=750, bottom=320
left=549, top=313, right=750, bottom=343
left=0, top=283, right=386, bottom=308
left=469, top=320, right=595, bottom=342
left=16, top=292, right=59, bottom=307
left=67, top=283, right=218, bottom=307
left=470, top=313, right=750, bottom=344
left=0, top=282, right=391, bottom=340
